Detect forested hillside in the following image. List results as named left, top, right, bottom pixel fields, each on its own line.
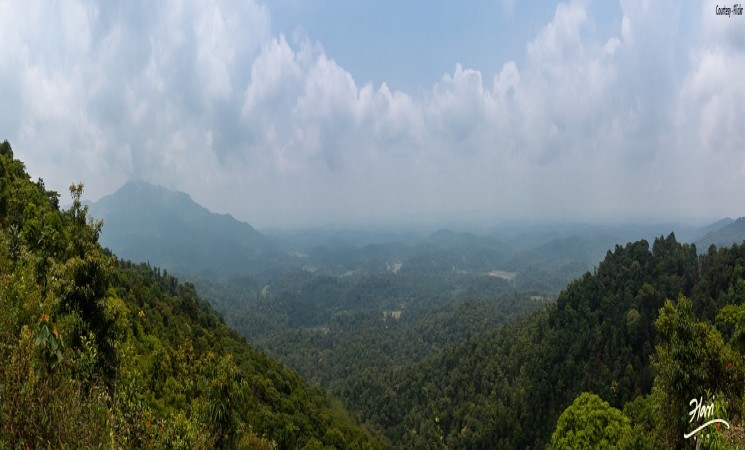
left=696, top=217, right=745, bottom=252
left=352, top=235, right=745, bottom=448
left=0, top=141, right=376, bottom=448
left=212, top=221, right=745, bottom=447
left=192, top=263, right=553, bottom=445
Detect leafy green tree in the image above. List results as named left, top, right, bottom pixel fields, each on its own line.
left=549, top=392, right=632, bottom=449
left=622, top=394, right=659, bottom=449
left=0, top=140, right=12, bottom=158
left=717, top=303, right=745, bottom=354
left=203, top=353, right=244, bottom=448
left=653, top=296, right=743, bottom=448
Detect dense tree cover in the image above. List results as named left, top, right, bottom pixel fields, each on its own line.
left=378, top=234, right=745, bottom=448
left=258, top=294, right=546, bottom=420
left=193, top=264, right=551, bottom=444
left=551, top=293, right=745, bottom=449
left=0, top=142, right=377, bottom=448
left=650, top=295, right=744, bottom=448
left=227, top=229, right=745, bottom=448
left=195, top=268, right=538, bottom=340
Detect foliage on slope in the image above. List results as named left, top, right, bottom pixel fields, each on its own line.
left=0, top=141, right=375, bottom=449
left=341, top=232, right=745, bottom=448
left=552, top=293, right=745, bottom=449
left=195, top=263, right=550, bottom=445
left=548, top=392, right=632, bottom=449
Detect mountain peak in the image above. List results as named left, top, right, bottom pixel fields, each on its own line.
left=114, top=179, right=195, bottom=204
left=89, top=181, right=277, bottom=276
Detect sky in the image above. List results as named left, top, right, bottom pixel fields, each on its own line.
left=1, top=0, right=744, bottom=228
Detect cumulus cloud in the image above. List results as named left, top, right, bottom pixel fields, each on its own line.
left=1, top=0, right=269, bottom=197
left=0, top=0, right=742, bottom=226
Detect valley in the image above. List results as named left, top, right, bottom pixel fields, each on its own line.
left=87, top=177, right=745, bottom=448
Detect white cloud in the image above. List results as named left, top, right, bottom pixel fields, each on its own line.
left=527, top=1, right=587, bottom=66
left=670, top=1, right=745, bottom=214
left=240, top=34, right=424, bottom=177
left=0, top=0, right=742, bottom=226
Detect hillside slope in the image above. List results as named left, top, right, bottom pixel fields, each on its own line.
left=0, top=141, right=375, bottom=449
left=344, top=235, right=745, bottom=448
left=696, top=216, right=745, bottom=250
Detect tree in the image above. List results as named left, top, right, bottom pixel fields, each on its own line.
left=549, top=392, right=632, bottom=449
left=0, top=140, right=12, bottom=158
left=652, top=295, right=742, bottom=448
left=203, top=353, right=244, bottom=448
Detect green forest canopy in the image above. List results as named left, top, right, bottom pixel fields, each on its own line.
left=221, top=215, right=745, bottom=448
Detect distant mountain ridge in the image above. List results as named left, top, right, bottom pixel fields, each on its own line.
left=695, top=217, right=734, bottom=237
left=90, top=180, right=279, bottom=277
left=696, top=216, right=745, bottom=250
left=92, top=180, right=741, bottom=285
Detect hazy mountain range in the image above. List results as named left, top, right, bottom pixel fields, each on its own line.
left=90, top=180, right=745, bottom=283
left=695, top=217, right=745, bottom=250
